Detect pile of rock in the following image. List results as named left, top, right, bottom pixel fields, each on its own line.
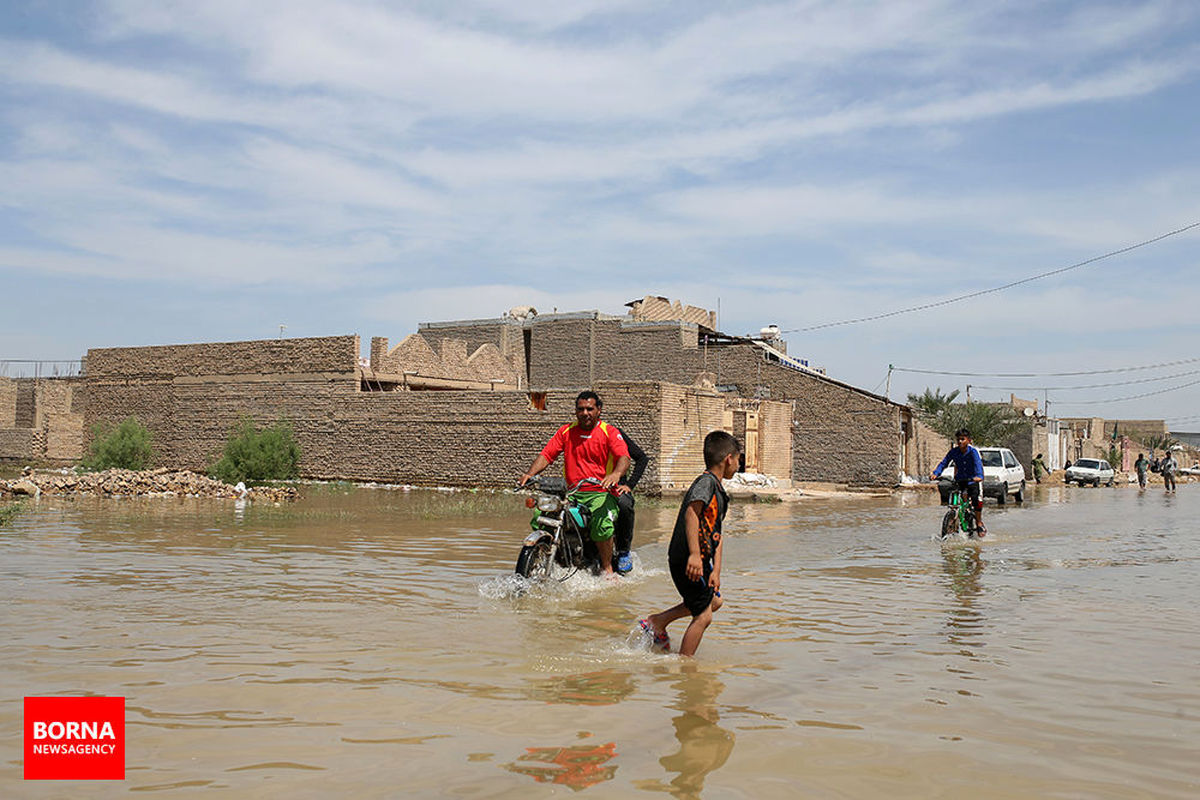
left=0, top=468, right=298, bottom=502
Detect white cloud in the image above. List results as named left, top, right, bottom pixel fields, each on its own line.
left=3, top=0, right=1199, bottom=420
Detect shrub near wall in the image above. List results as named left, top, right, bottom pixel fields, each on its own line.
left=82, top=416, right=154, bottom=471
left=211, top=419, right=301, bottom=485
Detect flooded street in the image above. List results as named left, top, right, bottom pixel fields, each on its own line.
left=2, top=483, right=1198, bottom=798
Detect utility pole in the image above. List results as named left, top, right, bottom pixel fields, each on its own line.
left=885, top=364, right=893, bottom=400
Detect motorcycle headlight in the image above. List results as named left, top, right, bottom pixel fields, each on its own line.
left=536, top=495, right=562, bottom=512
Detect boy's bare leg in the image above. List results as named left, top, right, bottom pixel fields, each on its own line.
left=679, top=608, right=713, bottom=657
left=678, top=595, right=723, bottom=657
left=645, top=604, right=690, bottom=636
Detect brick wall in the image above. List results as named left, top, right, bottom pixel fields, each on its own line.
left=656, top=385, right=729, bottom=489
left=0, top=429, right=34, bottom=460
left=757, top=400, right=793, bottom=478
left=523, top=317, right=907, bottom=485
left=369, top=333, right=521, bottom=386
left=529, top=317, right=601, bottom=389
left=82, top=358, right=718, bottom=489
left=0, top=378, right=83, bottom=463
left=909, top=417, right=952, bottom=477
left=58, top=321, right=908, bottom=486
left=15, top=380, right=35, bottom=428
left=35, top=379, right=83, bottom=460
left=418, top=320, right=526, bottom=384
left=0, top=378, right=15, bottom=428
left=86, top=335, right=360, bottom=378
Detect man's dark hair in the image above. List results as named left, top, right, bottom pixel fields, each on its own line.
left=955, top=428, right=972, bottom=439
left=703, top=430, right=741, bottom=468
left=576, top=390, right=602, bottom=408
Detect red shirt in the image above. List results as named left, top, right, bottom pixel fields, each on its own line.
left=539, top=421, right=630, bottom=491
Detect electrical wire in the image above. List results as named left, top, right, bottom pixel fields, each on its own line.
left=782, top=220, right=1200, bottom=333
left=1049, top=377, right=1200, bottom=406
left=964, top=368, right=1200, bottom=392
left=891, top=356, right=1200, bottom=378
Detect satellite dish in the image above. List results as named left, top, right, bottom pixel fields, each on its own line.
left=1023, top=407, right=1035, bottom=417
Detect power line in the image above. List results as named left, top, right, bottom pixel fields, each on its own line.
left=892, top=355, right=1200, bottom=378
left=1051, top=377, right=1200, bottom=406
left=966, top=367, right=1200, bottom=392
left=782, top=220, right=1200, bottom=333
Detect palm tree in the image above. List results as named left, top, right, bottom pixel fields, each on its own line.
left=1142, top=433, right=1180, bottom=453
left=907, top=387, right=961, bottom=419
left=908, top=387, right=1030, bottom=446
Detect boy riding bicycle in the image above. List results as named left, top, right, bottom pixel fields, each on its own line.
left=931, top=428, right=987, bottom=536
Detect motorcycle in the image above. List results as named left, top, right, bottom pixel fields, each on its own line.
left=514, top=477, right=604, bottom=579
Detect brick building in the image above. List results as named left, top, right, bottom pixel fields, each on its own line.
left=415, top=299, right=944, bottom=486
left=1, top=297, right=949, bottom=487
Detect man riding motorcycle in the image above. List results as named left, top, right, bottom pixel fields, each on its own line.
left=519, top=391, right=631, bottom=578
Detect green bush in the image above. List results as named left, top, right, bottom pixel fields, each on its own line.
left=211, top=419, right=300, bottom=485
left=82, top=416, right=154, bottom=471
left=0, top=501, right=24, bottom=527
left=1106, top=445, right=1123, bottom=468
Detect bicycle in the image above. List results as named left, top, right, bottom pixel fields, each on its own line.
left=940, top=486, right=980, bottom=540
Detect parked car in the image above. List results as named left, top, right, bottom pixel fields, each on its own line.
left=1064, top=458, right=1115, bottom=487
left=937, top=446, right=1027, bottom=504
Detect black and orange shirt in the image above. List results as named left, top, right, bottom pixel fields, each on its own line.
left=539, top=420, right=630, bottom=492
left=668, top=471, right=729, bottom=566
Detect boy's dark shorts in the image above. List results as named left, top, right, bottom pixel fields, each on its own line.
left=955, top=479, right=982, bottom=509
left=670, top=558, right=715, bottom=616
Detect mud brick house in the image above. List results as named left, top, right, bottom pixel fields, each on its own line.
left=72, top=333, right=789, bottom=491
left=389, top=296, right=946, bottom=485
left=2, top=297, right=949, bottom=487
left=0, top=376, right=84, bottom=464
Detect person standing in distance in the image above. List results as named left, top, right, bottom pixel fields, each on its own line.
left=1160, top=449, right=1178, bottom=494
left=1134, top=452, right=1150, bottom=490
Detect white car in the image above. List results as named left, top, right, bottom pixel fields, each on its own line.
left=1064, top=458, right=1115, bottom=487
left=937, top=446, right=1027, bottom=504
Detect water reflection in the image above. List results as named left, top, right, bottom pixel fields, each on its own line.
left=527, top=669, right=635, bottom=706
left=940, top=544, right=985, bottom=652
left=503, top=736, right=618, bottom=790
left=640, top=666, right=735, bottom=799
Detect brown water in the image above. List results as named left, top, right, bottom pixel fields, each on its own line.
left=2, top=483, right=1198, bottom=798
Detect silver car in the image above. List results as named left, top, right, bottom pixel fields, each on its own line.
left=1064, top=458, right=1115, bottom=487
left=937, top=446, right=1027, bottom=504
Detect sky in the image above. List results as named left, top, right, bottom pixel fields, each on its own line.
left=2, top=0, right=1198, bottom=425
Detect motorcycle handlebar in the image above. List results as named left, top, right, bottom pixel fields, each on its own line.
left=516, top=476, right=606, bottom=493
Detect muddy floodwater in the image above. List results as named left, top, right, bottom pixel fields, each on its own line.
left=2, top=483, right=1198, bottom=798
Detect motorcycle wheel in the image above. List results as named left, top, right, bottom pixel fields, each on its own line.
left=940, top=510, right=957, bottom=539
left=515, top=540, right=554, bottom=580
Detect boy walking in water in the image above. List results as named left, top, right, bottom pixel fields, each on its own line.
left=639, top=431, right=741, bottom=657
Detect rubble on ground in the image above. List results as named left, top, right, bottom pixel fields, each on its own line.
left=0, top=468, right=298, bottom=501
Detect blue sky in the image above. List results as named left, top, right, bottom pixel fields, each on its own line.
left=2, top=0, right=1198, bottom=424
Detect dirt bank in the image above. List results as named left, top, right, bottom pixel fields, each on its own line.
left=0, top=468, right=298, bottom=502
